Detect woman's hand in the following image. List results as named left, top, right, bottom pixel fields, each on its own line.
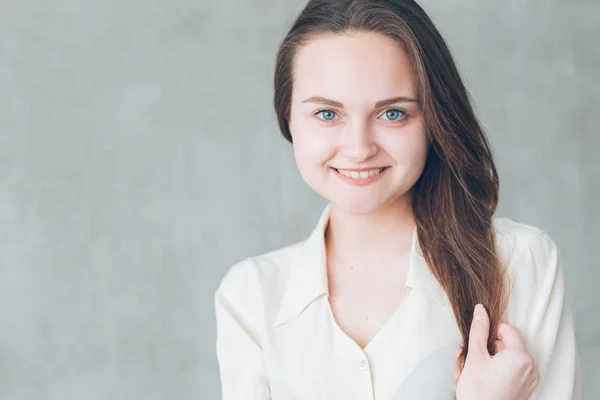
left=455, top=304, right=539, bottom=400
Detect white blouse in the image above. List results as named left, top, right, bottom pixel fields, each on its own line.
left=215, top=205, right=580, bottom=399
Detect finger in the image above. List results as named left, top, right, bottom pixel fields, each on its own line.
left=496, top=322, right=527, bottom=351
left=452, top=367, right=460, bottom=381
left=493, top=339, right=505, bottom=354
left=468, top=304, right=491, bottom=357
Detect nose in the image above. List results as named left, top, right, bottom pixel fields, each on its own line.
left=340, top=119, right=378, bottom=162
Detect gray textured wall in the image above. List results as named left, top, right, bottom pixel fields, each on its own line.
left=0, top=0, right=597, bottom=399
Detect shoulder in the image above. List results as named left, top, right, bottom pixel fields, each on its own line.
left=215, top=239, right=305, bottom=307
left=492, top=217, right=564, bottom=319
left=493, top=217, right=559, bottom=271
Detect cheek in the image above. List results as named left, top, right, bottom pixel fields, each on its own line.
left=290, top=118, right=337, bottom=168
left=384, top=125, right=428, bottom=170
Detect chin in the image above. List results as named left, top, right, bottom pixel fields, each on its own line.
left=329, top=196, right=388, bottom=216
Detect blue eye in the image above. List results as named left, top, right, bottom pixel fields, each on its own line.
left=381, top=109, right=406, bottom=121
left=316, top=110, right=338, bottom=121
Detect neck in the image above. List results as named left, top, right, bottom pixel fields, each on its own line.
left=325, top=195, right=416, bottom=269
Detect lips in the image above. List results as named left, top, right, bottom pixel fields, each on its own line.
left=331, top=166, right=390, bottom=186
left=334, top=167, right=386, bottom=179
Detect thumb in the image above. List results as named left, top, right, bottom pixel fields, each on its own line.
left=468, top=304, right=491, bottom=357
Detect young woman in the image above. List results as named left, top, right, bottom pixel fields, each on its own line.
left=215, top=0, right=579, bottom=398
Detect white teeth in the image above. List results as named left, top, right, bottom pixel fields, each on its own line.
left=337, top=168, right=384, bottom=179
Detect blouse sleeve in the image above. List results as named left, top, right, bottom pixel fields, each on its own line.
left=215, top=262, right=271, bottom=399
left=506, top=229, right=580, bottom=400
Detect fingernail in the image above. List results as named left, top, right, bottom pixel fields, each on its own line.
left=474, top=304, right=483, bottom=320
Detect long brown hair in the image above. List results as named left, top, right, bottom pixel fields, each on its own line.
left=273, top=0, right=507, bottom=365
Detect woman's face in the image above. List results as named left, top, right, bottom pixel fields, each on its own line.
left=288, top=31, right=428, bottom=215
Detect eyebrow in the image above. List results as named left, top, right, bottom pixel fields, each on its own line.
left=302, top=95, right=418, bottom=109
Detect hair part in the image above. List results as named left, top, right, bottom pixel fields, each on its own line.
left=273, top=0, right=508, bottom=367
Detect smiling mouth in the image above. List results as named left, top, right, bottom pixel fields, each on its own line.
left=332, top=167, right=388, bottom=179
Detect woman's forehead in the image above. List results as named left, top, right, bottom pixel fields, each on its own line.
left=292, top=32, right=416, bottom=104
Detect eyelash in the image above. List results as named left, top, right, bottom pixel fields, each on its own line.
left=313, top=108, right=408, bottom=122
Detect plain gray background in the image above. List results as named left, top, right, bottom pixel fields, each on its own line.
left=0, top=0, right=597, bottom=399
